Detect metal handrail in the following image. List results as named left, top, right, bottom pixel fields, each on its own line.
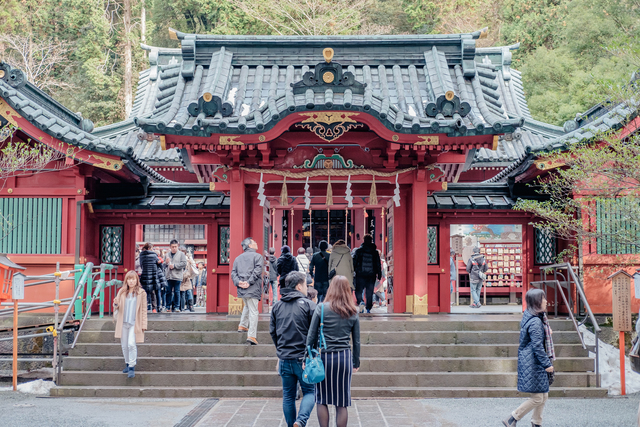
left=71, top=277, right=121, bottom=349
left=535, top=262, right=601, bottom=387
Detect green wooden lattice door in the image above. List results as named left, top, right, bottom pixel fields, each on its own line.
left=0, top=198, right=62, bottom=254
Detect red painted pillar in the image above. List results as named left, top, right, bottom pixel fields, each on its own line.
left=228, top=169, right=246, bottom=315
left=393, top=192, right=408, bottom=313
left=410, top=177, right=429, bottom=315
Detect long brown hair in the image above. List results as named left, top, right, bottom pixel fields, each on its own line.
left=325, top=275, right=357, bottom=318
left=123, top=271, right=142, bottom=295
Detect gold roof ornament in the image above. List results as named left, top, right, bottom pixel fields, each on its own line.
left=323, top=48, right=334, bottom=63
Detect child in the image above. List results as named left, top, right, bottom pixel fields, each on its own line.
left=113, top=271, right=148, bottom=378
left=307, top=287, right=318, bottom=304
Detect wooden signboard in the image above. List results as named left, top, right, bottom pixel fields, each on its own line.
left=610, top=271, right=632, bottom=332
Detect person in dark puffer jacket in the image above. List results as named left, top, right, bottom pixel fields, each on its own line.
left=503, top=289, right=555, bottom=427
left=276, top=245, right=299, bottom=289
left=139, top=243, right=160, bottom=313
left=353, top=234, right=381, bottom=314
left=154, top=248, right=169, bottom=312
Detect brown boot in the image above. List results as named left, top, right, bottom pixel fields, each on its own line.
left=237, top=326, right=248, bottom=333
left=247, top=336, right=258, bottom=345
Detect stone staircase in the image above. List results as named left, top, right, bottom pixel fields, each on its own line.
left=50, top=316, right=606, bottom=398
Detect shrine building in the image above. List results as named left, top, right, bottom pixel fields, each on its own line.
left=0, top=29, right=638, bottom=315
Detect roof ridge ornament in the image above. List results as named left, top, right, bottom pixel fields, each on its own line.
left=291, top=48, right=366, bottom=95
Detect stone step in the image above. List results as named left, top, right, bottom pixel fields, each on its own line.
left=58, top=371, right=597, bottom=388
left=76, top=330, right=582, bottom=345
left=80, top=318, right=577, bottom=332
left=69, top=342, right=590, bottom=358
left=61, top=356, right=595, bottom=373
left=50, top=385, right=608, bottom=399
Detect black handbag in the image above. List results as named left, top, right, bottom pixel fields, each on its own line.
left=328, top=253, right=345, bottom=281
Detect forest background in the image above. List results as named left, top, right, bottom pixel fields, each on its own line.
left=0, top=0, right=638, bottom=128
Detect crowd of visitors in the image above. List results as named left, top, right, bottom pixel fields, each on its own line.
left=133, top=239, right=207, bottom=313
left=262, top=234, right=388, bottom=315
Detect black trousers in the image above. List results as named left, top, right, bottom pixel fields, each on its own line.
left=355, top=275, right=376, bottom=311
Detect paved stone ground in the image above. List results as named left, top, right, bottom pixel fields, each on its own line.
left=1, top=392, right=639, bottom=427
left=195, top=397, right=640, bottom=427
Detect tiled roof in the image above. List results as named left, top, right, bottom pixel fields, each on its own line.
left=428, top=182, right=518, bottom=209
left=0, top=61, right=178, bottom=182
left=92, top=183, right=230, bottom=210
left=133, top=31, right=526, bottom=138
left=470, top=47, right=566, bottom=166
left=485, top=98, right=639, bottom=183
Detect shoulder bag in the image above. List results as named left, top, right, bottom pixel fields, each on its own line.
left=303, top=303, right=328, bottom=384
left=328, top=253, right=345, bottom=281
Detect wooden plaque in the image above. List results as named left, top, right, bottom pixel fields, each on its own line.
left=612, top=274, right=632, bottom=332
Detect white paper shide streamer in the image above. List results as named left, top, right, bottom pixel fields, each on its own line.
left=304, top=176, right=311, bottom=209
left=393, top=174, right=401, bottom=206
left=258, top=173, right=266, bottom=206
left=345, top=175, right=353, bottom=207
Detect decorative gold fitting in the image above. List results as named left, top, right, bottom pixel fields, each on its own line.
left=211, top=269, right=216, bottom=273
left=479, top=27, right=489, bottom=39
left=445, top=91, right=455, bottom=101
left=0, top=70, right=4, bottom=78
left=203, top=92, right=213, bottom=102
left=209, top=182, right=216, bottom=192
left=322, top=71, right=334, bottom=83
left=7, top=188, right=12, bottom=194
left=168, top=28, right=178, bottom=40
left=53, top=272, right=62, bottom=277
left=323, top=48, right=334, bottom=63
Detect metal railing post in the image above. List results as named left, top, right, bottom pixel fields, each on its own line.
left=53, top=262, right=60, bottom=383
left=86, top=267, right=93, bottom=320
left=99, top=268, right=106, bottom=318
left=73, top=264, right=83, bottom=320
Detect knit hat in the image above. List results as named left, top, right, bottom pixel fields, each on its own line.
left=281, top=245, right=291, bottom=254
left=472, top=246, right=480, bottom=254
left=319, top=240, right=329, bottom=251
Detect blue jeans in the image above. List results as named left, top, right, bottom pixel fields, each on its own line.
left=279, top=359, right=315, bottom=427
left=470, top=281, right=482, bottom=305
left=167, top=280, right=181, bottom=310
left=271, top=280, right=278, bottom=303
left=160, top=287, right=167, bottom=308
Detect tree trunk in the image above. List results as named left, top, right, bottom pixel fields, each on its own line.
left=141, top=0, right=146, bottom=45
left=123, top=0, right=133, bottom=118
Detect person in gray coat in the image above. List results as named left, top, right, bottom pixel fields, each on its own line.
left=466, top=246, right=488, bottom=308
left=165, top=239, right=187, bottom=312
left=231, top=237, right=264, bottom=345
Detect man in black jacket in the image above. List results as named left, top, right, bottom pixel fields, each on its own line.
left=353, top=234, right=382, bottom=314
left=270, top=271, right=316, bottom=427
left=308, top=240, right=330, bottom=302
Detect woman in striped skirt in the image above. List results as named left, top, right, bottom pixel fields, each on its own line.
left=306, top=275, right=361, bottom=427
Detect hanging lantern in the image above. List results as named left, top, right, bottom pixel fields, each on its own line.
left=326, top=176, right=333, bottom=206
left=369, top=175, right=378, bottom=205
left=280, top=176, right=288, bottom=207
left=345, top=175, right=353, bottom=207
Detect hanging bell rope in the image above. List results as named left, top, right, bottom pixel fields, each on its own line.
left=369, top=175, right=378, bottom=205
left=326, top=176, right=333, bottom=206
left=280, top=176, right=288, bottom=206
